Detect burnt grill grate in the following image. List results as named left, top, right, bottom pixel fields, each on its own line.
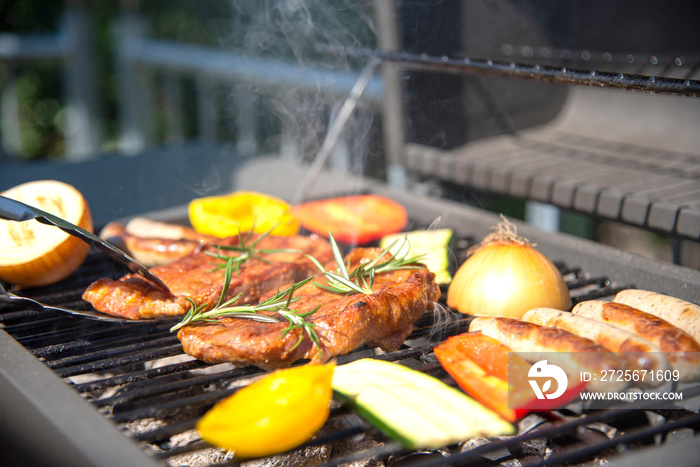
left=1, top=237, right=699, bottom=467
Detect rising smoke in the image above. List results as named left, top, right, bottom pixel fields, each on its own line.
left=224, top=1, right=381, bottom=177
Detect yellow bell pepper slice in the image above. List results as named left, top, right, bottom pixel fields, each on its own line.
left=188, top=191, right=298, bottom=237
left=196, top=363, right=334, bottom=458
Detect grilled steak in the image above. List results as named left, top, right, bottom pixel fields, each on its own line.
left=82, top=233, right=334, bottom=320
left=177, top=248, right=441, bottom=370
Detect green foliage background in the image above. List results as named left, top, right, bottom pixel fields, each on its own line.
left=0, top=0, right=376, bottom=160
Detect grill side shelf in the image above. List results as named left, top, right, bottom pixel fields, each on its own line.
left=0, top=329, right=164, bottom=467
left=403, top=137, right=700, bottom=241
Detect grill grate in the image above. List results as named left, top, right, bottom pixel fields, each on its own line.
left=323, top=46, right=700, bottom=97
left=1, top=235, right=699, bottom=467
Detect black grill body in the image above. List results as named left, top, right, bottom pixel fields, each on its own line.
left=1, top=161, right=699, bottom=467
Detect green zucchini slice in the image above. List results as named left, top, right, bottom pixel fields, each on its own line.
left=379, top=228, right=454, bottom=285
left=332, top=358, right=514, bottom=450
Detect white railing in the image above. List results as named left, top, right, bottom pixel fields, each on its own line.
left=115, top=11, right=383, bottom=159
left=1, top=8, right=384, bottom=167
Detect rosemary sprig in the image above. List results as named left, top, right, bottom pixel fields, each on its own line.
left=306, top=232, right=425, bottom=295
left=206, top=227, right=302, bottom=274
left=279, top=307, right=322, bottom=352
left=169, top=256, right=318, bottom=343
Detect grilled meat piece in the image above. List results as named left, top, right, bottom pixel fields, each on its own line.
left=82, top=233, right=334, bottom=320
left=177, top=248, right=441, bottom=370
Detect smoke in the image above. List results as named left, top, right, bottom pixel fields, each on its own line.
left=229, top=0, right=375, bottom=67
left=427, top=301, right=465, bottom=343
left=224, top=0, right=379, bottom=177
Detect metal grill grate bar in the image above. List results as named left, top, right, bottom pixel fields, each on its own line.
left=32, top=324, right=174, bottom=359
left=55, top=343, right=185, bottom=377
left=110, top=387, right=239, bottom=423
left=73, top=359, right=208, bottom=392
left=521, top=413, right=700, bottom=467
left=92, top=365, right=262, bottom=409
left=46, top=335, right=181, bottom=369
left=323, top=46, right=700, bottom=97
left=134, top=419, right=199, bottom=444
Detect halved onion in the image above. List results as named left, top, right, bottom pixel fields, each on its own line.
left=0, top=180, right=93, bottom=287
left=447, top=216, right=571, bottom=318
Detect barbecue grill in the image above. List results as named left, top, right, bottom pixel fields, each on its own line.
left=2, top=159, right=700, bottom=467
left=2, top=2, right=700, bottom=466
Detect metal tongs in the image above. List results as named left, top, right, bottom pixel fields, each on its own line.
left=0, top=281, right=138, bottom=323
left=0, top=194, right=169, bottom=322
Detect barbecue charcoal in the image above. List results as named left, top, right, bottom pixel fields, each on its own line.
left=387, top=448, right=451, bottom=466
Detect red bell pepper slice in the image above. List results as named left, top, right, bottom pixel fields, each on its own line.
left=292, top=195, right=407, bottom=245
left=434, top=332, right=586, bottom=422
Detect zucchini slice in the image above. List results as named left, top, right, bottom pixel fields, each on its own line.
left=379, top=229, right=454, bottom=285
left=332, top=358, right=514, bottom=449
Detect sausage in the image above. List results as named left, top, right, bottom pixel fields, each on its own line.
left=124, top=217, right=214, bottom=242
left=613, top=289, right=700, bottom=346
left=99, top=220, right=214, bottom=267
left=469, top=316, right=627, bottom=392
left=522, top=308, right=669, bottom=387
left=572, top=300, right=700, bottom=381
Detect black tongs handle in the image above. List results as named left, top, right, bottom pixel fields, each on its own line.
left=0, top=195, right=170, bottom=293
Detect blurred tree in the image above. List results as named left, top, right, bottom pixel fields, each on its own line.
left=0, top=0, right=237, bottom=160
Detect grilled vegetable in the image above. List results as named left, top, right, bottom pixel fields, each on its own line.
left=379, top=228, right=453, bottom=285
left=435, top=332, right=531, bottom=422
left=196, top=363, right=334, bottom=458
left=332, top=358, right=514, bottom=449
left=292, top=194, right=407, bottom=244
left=613, top=289, right=700, bottom=345
left=0, top=180, right=93, bottom=287
left=435, top=332, right=586, bottom=422
left=447, top=216, right=570, bottom=318
left=188, top=191, right=298, bottom=237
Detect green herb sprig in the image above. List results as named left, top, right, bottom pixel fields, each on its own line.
left=278, top=306, right=321, bottom=352
left=306, top=232, right=425, bottom=295
left=170, top=257, right=320, bottom=353
left=206, top=228, right=302, bottom=274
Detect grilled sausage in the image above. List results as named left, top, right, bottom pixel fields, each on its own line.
left=124, top=217, right=213, bottom=242
left=469, top=316, right=627, bottom=392
left=572, top=300, right=700, bottom=381
left=613, top=289, right=700, bottom=346
left=99, top=219, right=215, bottom=267
left=522, top=308, right=669, bottom=387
